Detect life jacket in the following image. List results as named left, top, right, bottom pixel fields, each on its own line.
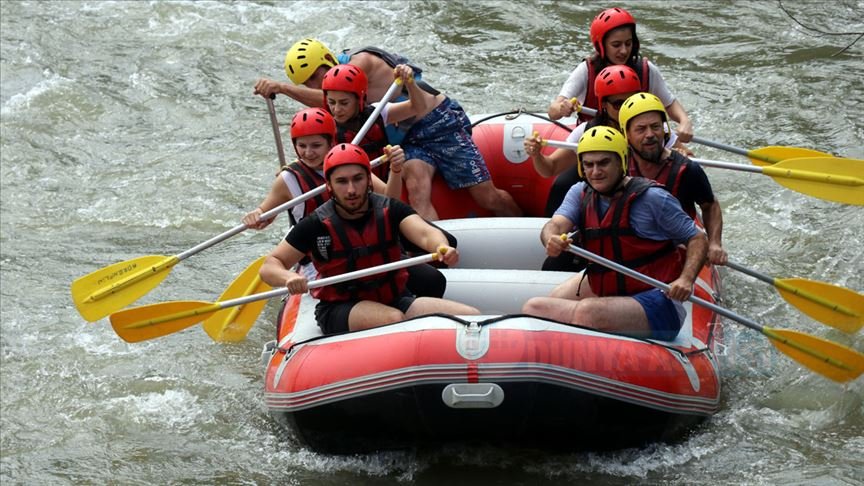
left=335, top=105, right=390, bottom=180
left=309, top=194, right=408, bottom=303
left=582, top=56, right=650, bottom=123
left=628, top=151, right=695, bottom=218
left=579, top=177, right=682, bottom=296
left=281, top=160, right=328, bottom=226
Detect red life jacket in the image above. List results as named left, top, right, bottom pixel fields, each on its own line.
left=336, top=106, right=389, bottom=180
left=309, top=194, right=408, bottom=303
left=628, top=153, right=695, bottom=218
left=281, top=160, right=328, bottom=226
left=579, top=178, right=683, bottom=296
left=582, top=57, right=650, bottom=123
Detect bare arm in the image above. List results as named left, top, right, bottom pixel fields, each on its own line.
left=386, top=64, right=438, bottom=124
left=242, top=173, right=294, bottom=230
left=525, top=134, right=579, bottom=177
left=666, top=231, right=708, bottom=301
left=260, top=240, right=308, bottom=293
left=253, top=78, right=325, bottom=108
left=399, top=214, right=458, bottom=266
left=699, top=200, right=727, bottom=265
left=548, top=95, right=575, bottom=120
left=665, top=99, right=693, bottom=143
left=540, top=215, right=576, bottom=257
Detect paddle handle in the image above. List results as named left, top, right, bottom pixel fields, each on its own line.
left=690, top=137, right=749, bottom=157
left=542, top=138, right=578, bottom=151
left=693, top=158, right=763, bottom=174
left=726, top=261, right=774, bottom=285
left=175, top=156, right=386, bottom=261
left=215, top=252, right=437, bottom=310
left=351, top=79, right=402, bottom=145
left=266, top=95, right=288, bottom=168
left=566, top=244, right=766, bottom=334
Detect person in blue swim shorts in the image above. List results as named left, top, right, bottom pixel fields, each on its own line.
left=522, top=126, right=707, bottom=340
left=254, top=38, right=522, bottom=220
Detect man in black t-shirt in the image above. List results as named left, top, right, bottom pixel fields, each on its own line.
left=260, top=143, right=479, bottom=335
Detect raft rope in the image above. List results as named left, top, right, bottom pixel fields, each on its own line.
left=470, top=109, right=575, bottom=132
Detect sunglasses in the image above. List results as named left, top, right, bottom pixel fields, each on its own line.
left=605, top=98, right=626, bottom=109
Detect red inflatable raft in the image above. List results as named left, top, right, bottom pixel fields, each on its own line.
left=261, top=114, right=723, bottom=453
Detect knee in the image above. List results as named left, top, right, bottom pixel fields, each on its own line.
left=521, top=297, right=543, bottom=315
left=379, top=308, right=406, bottom=325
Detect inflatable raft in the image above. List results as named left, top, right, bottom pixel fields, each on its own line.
left=260, top=114, right=723, bottom=453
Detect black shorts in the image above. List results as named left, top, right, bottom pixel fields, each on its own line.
left=314, top=291, right=416, bottom=335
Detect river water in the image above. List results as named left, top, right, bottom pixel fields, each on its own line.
left=2, top=1, right=862, bottom=484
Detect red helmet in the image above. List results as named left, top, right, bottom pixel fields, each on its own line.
left=322, top=64, right=368, bottom=111
left=594, top=65, right=642, bottom=106
left=323, top=143, right=370, bottom=179
left=290, top=108, right=336, bottom=142
left=589, top=7, right=637, bottom=60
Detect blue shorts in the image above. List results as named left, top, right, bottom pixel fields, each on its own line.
left=631, top=289, right=685, bottom=340
left=403, top=97, right=491, bottom=190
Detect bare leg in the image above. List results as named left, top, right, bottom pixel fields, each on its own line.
left=347, top=301, right=405, bottom=331
left=466, top=181, right=523, bottom=217
left=402, top=158, right=439, bottom=221
left=405, top=297, right=480, bottom=318
left=549, top=272, right=596, bottom=299
left=521, top=295, right=652, bottom=337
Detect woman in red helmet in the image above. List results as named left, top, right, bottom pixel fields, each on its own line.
left=546, top=7, right=693, bottom=143
left=242, top=107, right=404, bottom=230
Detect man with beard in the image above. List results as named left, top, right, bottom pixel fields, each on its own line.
left=522, top=127, right=707, bottom=340
left=260, top=143, right=480, bottom=335
left=619, top=93, right=727, bottom=266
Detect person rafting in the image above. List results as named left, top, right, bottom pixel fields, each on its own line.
left=527, top=64, right=646, bottom=219
left=259, top=143, right=480, bottom=335
left=254, top=38, right=523, bottom=220
left=619, top=92, right=728, bottom=266
left=546, top=7, right=694, bottom=143
left=522, top=126, right=707, bottom=340
left=241, top=108, right=449, bottom=300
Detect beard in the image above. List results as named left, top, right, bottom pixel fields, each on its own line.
left=636, top=139, right=664, bottom=164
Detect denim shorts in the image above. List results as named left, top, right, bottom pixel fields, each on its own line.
left=403, top=97, right=491, bottom=189
left=631, top=288, right=686, bottom=340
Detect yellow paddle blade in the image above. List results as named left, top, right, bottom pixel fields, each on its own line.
left=202, top=256, right=273, bottom=342
left=775, top=278, right=864, bottom=333
left=71, top=255, right=179, bottom=322
left=764, top=327, right=864, bottom=383
left=748, top=146, right=833, bottom=167
left=763, top=157, right=864, bottom=206
left=110, top=300, right=220, bottom=343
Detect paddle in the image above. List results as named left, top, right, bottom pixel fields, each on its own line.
left=569, top=101, right=835, bottom=166
left=351, top=78, right=402, bottom=145
left=726, top=261, right=863, bottom=334
left=693, top=157, right=864, bottom=206
left=265, top=94, right=288, bottom=168
left=566, top=243, right=864, bottom=383
left=537, top=138, right=863, bottom=206
left=201, top=255, right=273, bottom=342
left=109, top=252, right=439, bottom=343
left=71, top=155, right=387, bottom=322
left=690, top=137, right=832, bottom=167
